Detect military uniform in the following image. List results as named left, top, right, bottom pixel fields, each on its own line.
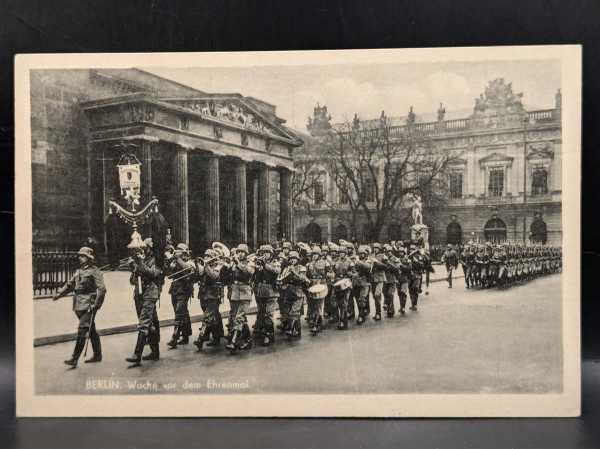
left=126, top=242, right=163, bottom=366
left=370, top=245, right=388, bottom=320
left=223, top=245, right=255, bottom=352
left=253, top=245, right=281, bottom=345
left=408, top=249, right=425, bottom=310
left=382, top=246, right=400, bottom=318
left=332, top=253, right=353, bottom=330
left=194, top=250, right=226, bottom=351
left=53, top=247, right=106, bottom=367
left=354, top=248, right=372, bottom=325
left=306, top=251, right=330, bottom=335
left=282, top=252, right=310, bottom=338
left=441, top=246, right=458, bottom=288
left=165, top=245, right=195, bottom=349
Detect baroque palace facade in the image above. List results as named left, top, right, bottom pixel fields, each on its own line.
left=30, top=69, right=301, bottom=254
left=293, top=79, right=562, bottom=246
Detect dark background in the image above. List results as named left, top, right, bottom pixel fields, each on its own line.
left=1, top=0, right=599, bottom=447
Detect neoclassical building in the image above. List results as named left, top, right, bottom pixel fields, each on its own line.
left=294, top=79, right=562, bottom=246
left=30, top=69, right=301, bottom=254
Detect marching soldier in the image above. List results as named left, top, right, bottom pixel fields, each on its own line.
left=382, top=244, right=400, bottom=318
left=370, top=243, right=388, bottom=321
left=331, top=244, right=354, bottom=330
left=441, top=244, right=459, bottom=289
left=306, top=246, right=330, bottom=335
left=253, top=244, right=281, bottom=346
left=194, top=249, right=226, bottom=351
left=53, top=246, right=106, bottom=367
left=223, top=244, right=255, bottom=353
left=408, top=244, right=425, bottom=311
left=282, top=251, right=310, bottom=339
left=354, top=245, right=373, bottom=324
left=460, top=244, right=476, bottom=289
left=396, top=245, right=412, bottom=315
left=165, top=243, right=195, bottom=349
left=126, top=238, right=162, bottom=367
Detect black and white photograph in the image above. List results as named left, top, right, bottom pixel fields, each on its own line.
left=14, top=46, right=581, bottom=417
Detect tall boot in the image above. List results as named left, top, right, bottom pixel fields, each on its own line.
left=226, top=329, right=240, bottom=351
left=399, top=292, right=407, bottom=314
left=239, top=323, right=253, bottom=350
left=85, top=328, right=102, bottom=363
left=142, top=332, right=160, bottom=360
left=64, top=336, right=86, bottom=367
left=194, top=323, right=210, bottom=351
left=167, top=326, right=180, bottom=349
left=207, top=319, right=224, bottom=347
left=373, top=300, right=382, bottom=321
left=178, top=316, right=191, bottom=344
left=126, top=332, right=146, bottom=366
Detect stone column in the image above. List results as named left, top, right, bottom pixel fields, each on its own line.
left=206, top=155, right=221, bottom=243
left=233, top=159, right=248, bottom=243
left=279, top=168, right=293, bottom=241
left=258, top=164, right=272, bottom=244
left=140, top=140, right=153, bottom=204
left=172, top=148, right=189, bottom=244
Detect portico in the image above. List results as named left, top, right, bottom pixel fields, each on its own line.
left=82, top=93, right=300, bottom=254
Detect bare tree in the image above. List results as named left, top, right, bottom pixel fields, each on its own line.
left=322, top=112, right=460, bottom=241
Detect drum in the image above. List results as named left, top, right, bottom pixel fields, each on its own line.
left=333, top=278, right=352, bottom=291
left=308, top=284, right=328, bottom=299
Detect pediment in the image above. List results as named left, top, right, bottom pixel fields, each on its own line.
left=527, top=147, right=554, bottom=160
left=448, top=157, right=468, bottom=167
left=162, top=97, right=294, bottom=141
left=479, top=152, right=514, bottom=165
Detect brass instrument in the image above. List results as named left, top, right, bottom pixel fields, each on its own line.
left=276, top=265, right=293, bottom=283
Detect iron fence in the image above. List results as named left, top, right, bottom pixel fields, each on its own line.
left=33, top=249, right=80, bottom=297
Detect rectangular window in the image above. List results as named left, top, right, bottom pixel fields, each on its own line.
left=313, top=181, right=325, bottom=206
left=531, top=167, right=548, bottom=196
left=364, top=177, right=376, bottom=202
left=449, top=172, right=463, bottom=199
left=488, top=168, right=504, bottom=197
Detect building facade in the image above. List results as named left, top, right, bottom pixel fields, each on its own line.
left=30, top=69, right=300, bottom=254
left=294, top=79, right=562, bottom=246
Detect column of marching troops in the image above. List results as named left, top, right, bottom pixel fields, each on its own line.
left=51, top=237, right=562, bottom=369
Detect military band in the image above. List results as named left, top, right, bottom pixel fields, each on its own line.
left=52, top=237, right=561, bottom=368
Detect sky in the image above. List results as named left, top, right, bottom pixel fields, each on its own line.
left=144, top=59, right=560, bottom=132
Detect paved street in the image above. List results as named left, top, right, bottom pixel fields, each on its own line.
left=33, top=266, right=456, bottom=340
left=34, top=274, right=562, bottom=395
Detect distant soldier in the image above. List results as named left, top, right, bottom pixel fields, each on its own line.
left=194, top=249, right=226, bottom=351
left=441, top=244, right=459, bottom=288
left=126, top=238, right=162, bottom=367
left=395, top=245, right=412, bottom=314
left=53, top=246, right=106, bottom=368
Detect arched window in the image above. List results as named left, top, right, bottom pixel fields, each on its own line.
left=388, top=223, right=402, bottom=241
left=303, top=222, right=322, bottom=243
left=484, top=217, right=507, bottom=243
left=530, top=217, right=548, bottom=244
left=334, top=223, right=348, bottom=241
left=446, top=221, right=462, bottom=245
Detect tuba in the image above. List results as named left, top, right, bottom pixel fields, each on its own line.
left=212, top=241, right=231, bottom=259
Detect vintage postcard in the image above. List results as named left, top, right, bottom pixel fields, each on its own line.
left=15, top=46, right=581, bottom=417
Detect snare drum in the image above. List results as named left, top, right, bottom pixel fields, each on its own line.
left=333, top=278, right=352, bottom=291
left=308, top=284, right=328, bottom=299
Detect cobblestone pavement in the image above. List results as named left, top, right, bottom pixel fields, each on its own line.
left=34, top=274, right=562, bottom=395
